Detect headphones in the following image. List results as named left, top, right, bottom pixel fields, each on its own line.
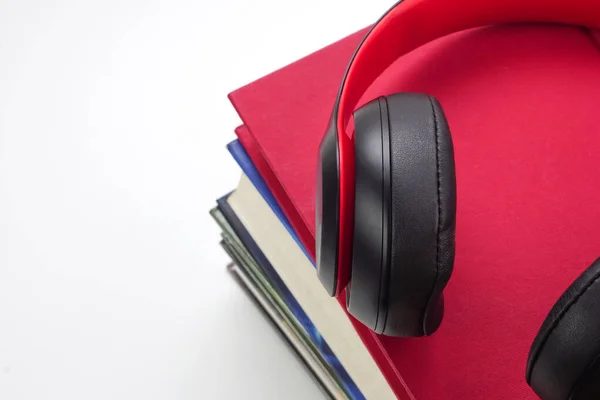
left=314, top=0, right=600, bottom=399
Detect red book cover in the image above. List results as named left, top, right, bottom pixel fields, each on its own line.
left=229, top=24, right=600, bottom=399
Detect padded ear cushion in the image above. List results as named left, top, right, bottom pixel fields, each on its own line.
left=385, top=93, right=456, bottom=337
left=526, top=257, right=600, bottom=400
left=347, top=93, right=456, bottom=337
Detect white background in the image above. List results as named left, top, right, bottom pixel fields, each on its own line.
left=0, top=0, right=392, bottom=399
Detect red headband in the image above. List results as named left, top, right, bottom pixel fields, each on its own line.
left=336, top=0, right=600, bottom=132
left=328, top=0, right=600, bottom=295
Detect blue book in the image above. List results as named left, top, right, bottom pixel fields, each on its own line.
left=227, top=140, right=313, bottom=265
left=224, top=139, right=364, bottom=399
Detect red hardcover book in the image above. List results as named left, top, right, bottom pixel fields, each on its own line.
left=229, top=24, right=600, bottom=399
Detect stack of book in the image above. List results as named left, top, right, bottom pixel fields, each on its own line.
left=210, top=21, right=600, bottom=400
left=209, top=145, right=393, bottom=399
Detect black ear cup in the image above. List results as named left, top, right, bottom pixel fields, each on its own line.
left=527, top=258, right=600, bottom=400
left=347, top=97, right=391, bottom=333
left=348, top=93, right=456, bottom=337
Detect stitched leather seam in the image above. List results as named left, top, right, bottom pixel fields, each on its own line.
left=425, top=96, right=442, bottom=333
left=431, top=96, right=442, bottom=286
left=530, top=270, right=600, bottom=384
